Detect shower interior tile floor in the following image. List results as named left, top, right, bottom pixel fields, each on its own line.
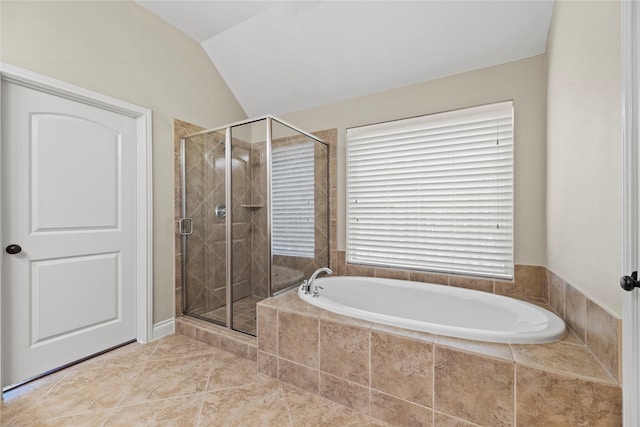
left=199, top=295, right=264, bottom=336
left=1, top=333, right=388, bottom=427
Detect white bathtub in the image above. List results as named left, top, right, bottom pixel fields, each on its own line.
left=298, top=276, right=566, bottom=344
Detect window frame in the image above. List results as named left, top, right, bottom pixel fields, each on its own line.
left=346, top=101, right=514, bottom=280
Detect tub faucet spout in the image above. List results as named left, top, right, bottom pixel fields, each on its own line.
left=306, top=267, right=332, bottom=297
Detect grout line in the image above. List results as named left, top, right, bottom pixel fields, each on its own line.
left=368, top=329, right=372, bottom=390
left=111, top=358, right=150, bottom=409
left=317, top=317, right=322, bottom=393
left=276, top=307, right=280, bottom=357
left=194, top=392, right=207, bottom=427
left=109, top=391, right=206, bottom=411
left=98, top=408, right=113, bottom=427
left=280, top=382, right=294, bottom=427
left=433, top=410, right=482, bottom=426
left=513, top=363, right=517, bottom=426
left=432, top=341, right=436, bottom=419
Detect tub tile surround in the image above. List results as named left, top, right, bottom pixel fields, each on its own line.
left=339, top=251, right=621, bottom=384
left=546, top=269, right=622, bottom=383
left=435, top=346, right=515, bottom=426
left=256, top=286, right=622, bottom=426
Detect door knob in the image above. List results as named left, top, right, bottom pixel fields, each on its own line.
left=5, top=244, right=22, bottom=255
left=620, top=271, right=640, bottom=291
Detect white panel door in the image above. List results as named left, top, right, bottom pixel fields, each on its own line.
left=1, top=81, right=137, bottom=387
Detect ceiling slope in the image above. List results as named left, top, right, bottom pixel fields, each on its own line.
left=137, top=1, right=554, bottom=117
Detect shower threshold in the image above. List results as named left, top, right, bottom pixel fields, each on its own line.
left=190, top=295, right=264, bottom=337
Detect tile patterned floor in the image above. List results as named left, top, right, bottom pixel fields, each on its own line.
left=1, top=334, right=388, bottom=427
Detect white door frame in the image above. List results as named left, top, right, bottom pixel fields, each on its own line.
left=622, top=1, right=640, bottom=425
left=0, top=63, right=153, bottom=390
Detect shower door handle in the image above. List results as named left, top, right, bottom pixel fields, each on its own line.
left=179, top=218, right=193, bottom=236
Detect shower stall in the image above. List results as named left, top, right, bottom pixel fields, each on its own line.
left=179, top=116, right=329, bottom=336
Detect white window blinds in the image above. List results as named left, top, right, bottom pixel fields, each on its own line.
left=346, top=101, right=514, bottom=279
left=272, top=141, right=315, bottom=258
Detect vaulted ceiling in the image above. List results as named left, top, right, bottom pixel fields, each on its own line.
left=137, top=1, right=554, bottom=117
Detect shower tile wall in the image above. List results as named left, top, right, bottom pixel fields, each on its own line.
left=230, top=141, right=253, bottom=302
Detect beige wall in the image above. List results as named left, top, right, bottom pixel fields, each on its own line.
left=2, top=0, right=622, bottom=321
left=546, top=0, right=622, bottom=316
left=0, top=1, right=247, bottom=324
left=283, top=55, right=548, bottom=267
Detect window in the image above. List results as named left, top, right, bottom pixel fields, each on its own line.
left=272, top=141, right=315, bottom=258
left=346, top=101, right=514, bottom=279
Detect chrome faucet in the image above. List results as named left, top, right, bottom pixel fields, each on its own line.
left=302, top=267, right=332, bottom=297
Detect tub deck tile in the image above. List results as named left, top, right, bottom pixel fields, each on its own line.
left=510, top=340, right=617, bottom=385
left=371, top=323, right=434, bottom=343
left=516, top=365, right=622, bottom=426
left=434, top=335, right=513, bottom=362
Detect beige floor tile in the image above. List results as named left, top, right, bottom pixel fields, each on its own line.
left=120, top=353, right=218, bottom=404
left=0, top=369, right=69, bottom=426
left=207, top=356, right=271, bottom=392
left=3, top=333, right=393, bottom=427
left=104, top=394, right=203, bottom=427
left=9, top=363, right=141, bottom=424
left=8, top=409, right=111, bottom=427
left=92, top=341, right=160, bottom=366
left=198, top=381, right=290, bottom=427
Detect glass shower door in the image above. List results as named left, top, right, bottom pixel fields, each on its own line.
left=181, top=131, right=227, bottom=325
left=229, top=120, right=267, bottom=335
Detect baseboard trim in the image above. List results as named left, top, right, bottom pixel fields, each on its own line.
left=151, top=318, right=175, bottom=341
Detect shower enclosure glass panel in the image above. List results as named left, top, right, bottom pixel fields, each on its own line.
left=181, top=131, right=227, bottom=325
left=181, top=116, right=329, bottom=337
left=228, top=120, right=267, bottom=336
left=271, top=120, right=329, bottom=294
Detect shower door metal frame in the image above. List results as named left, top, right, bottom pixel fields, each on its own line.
left=180, top=115, right=329, bottom=334
left=224, top=126, right=233, bottom=329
